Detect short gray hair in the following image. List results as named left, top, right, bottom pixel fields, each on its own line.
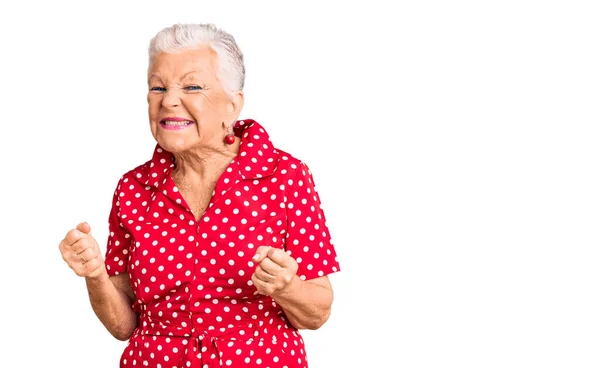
left=148, top=23, right=245, bottom=94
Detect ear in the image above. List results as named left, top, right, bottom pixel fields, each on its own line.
left=227, top=90, right=245, bottom=120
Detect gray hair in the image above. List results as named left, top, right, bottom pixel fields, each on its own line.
left=148, top=23, right=245, bottom=95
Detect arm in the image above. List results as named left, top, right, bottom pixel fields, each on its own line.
left=86, top=272, right=139, bottom=341
left=251, top=247, right=334, bottom=330
left=59, top=222, right=138, bottom=341
left=250, top=160, right=340, bottom=329
left=271, top=275, right=333, bottom=330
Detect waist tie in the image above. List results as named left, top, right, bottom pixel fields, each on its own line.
left=138, top=303, right=281, bottom=367
left=140, top=320, right=261, bottom=368
left=182, top=328, right=220, bottom=368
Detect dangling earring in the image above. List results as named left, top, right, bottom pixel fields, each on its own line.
left=224, top=122, right=235, bottom=145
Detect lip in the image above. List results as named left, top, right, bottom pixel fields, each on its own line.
left=161, top=117, right=193, bottom=122
left=159, top=117, right=196, bottom=130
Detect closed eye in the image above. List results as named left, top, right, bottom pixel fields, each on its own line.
left=185, top=85, right=203, bottom=91
left=150, top=86, right=166, bottom=92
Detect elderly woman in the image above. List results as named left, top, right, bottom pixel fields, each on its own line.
left=58, top=23, right=339, bottom=368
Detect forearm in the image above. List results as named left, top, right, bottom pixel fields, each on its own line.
left=85, top=273, right=138, bottom=340
left=272, top=276, right=333, bottom=330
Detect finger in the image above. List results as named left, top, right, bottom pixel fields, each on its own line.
left=64, top=229, right=86, bottom=246
left=252, top=246, right=272, bottom=264
left=68, top=250, right=86, bottom=265
left=59, top=240, right=71, bottom=263
left=78, top=247, right=97, bottom=264
left=70, top=237, right=93, bottom=254
left=251, top=273, right=268, bottom=295
left=77, top=222, right=91, bottom=235
left=81, top=257, right=102, bottom=275
left=266, top=247, right=293, bottom=268
left=254, top=265, right=275, bottom=283
left=258, top=257, right=282, bottom=275
left=58, top=239, right=69, bottom=254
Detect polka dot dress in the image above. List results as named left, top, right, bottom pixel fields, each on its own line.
left=104, top=119, right=340, bottom=368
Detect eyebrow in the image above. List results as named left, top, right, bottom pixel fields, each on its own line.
left=148, top=70, right=204, bottom=81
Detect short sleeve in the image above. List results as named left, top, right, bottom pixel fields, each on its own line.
left=104, top=177, right=132, bottom=277
left=285, top=161, right=340, bottom=280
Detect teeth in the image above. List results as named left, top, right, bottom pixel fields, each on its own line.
left=163, top=120, right=192, bottom=126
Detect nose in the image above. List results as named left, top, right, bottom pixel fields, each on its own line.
left=161, top=88, right=181, bottom=109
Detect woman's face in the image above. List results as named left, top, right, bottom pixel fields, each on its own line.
left=147, top=45, right=241, bottom=154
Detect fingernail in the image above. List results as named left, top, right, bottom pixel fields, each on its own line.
left=252, top=254, right=260, bottom=260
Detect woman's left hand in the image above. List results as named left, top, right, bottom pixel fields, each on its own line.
left=251, top=246, right=299, bottom=297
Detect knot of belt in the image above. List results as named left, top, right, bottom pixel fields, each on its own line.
left=179, top=328, right=220, bottom=368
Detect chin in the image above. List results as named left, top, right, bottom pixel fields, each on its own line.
left=156, top=136, right=194, bottom=154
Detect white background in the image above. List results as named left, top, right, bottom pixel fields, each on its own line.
left=0, top=1, right=599, bottom=367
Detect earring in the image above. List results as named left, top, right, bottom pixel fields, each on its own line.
left=224, top=122, right=235, bottom=145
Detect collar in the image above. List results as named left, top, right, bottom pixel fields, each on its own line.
left=146, top=119, right=279, bottom=188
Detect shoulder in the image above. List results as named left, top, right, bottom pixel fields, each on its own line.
left=274, top=148, right=310, bottom=175
left=111, top=159, right=153, bottom=192
left=273, top=148, right=319, bottom=192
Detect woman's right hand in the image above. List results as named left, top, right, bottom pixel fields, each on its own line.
left=59, top=222, right=107, bottom=280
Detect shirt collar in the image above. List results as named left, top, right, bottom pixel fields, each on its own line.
left=146, top=119, right=279, bottom=188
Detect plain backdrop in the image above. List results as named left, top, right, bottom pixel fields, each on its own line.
left=1, top=1, right=599, bottom=367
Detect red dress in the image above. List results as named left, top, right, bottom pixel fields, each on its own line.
left=104, top=119, right=340, bottom=368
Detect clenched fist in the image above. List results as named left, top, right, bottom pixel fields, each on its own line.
left=59, top=222, right=106, bottom=279
left=251, top=246, right=299, bottom=297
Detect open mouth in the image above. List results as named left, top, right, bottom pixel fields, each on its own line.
left=160, top=119, right=195, bottom=130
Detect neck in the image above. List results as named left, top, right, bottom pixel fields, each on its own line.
left=172, top=138, right=240, bottom=183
